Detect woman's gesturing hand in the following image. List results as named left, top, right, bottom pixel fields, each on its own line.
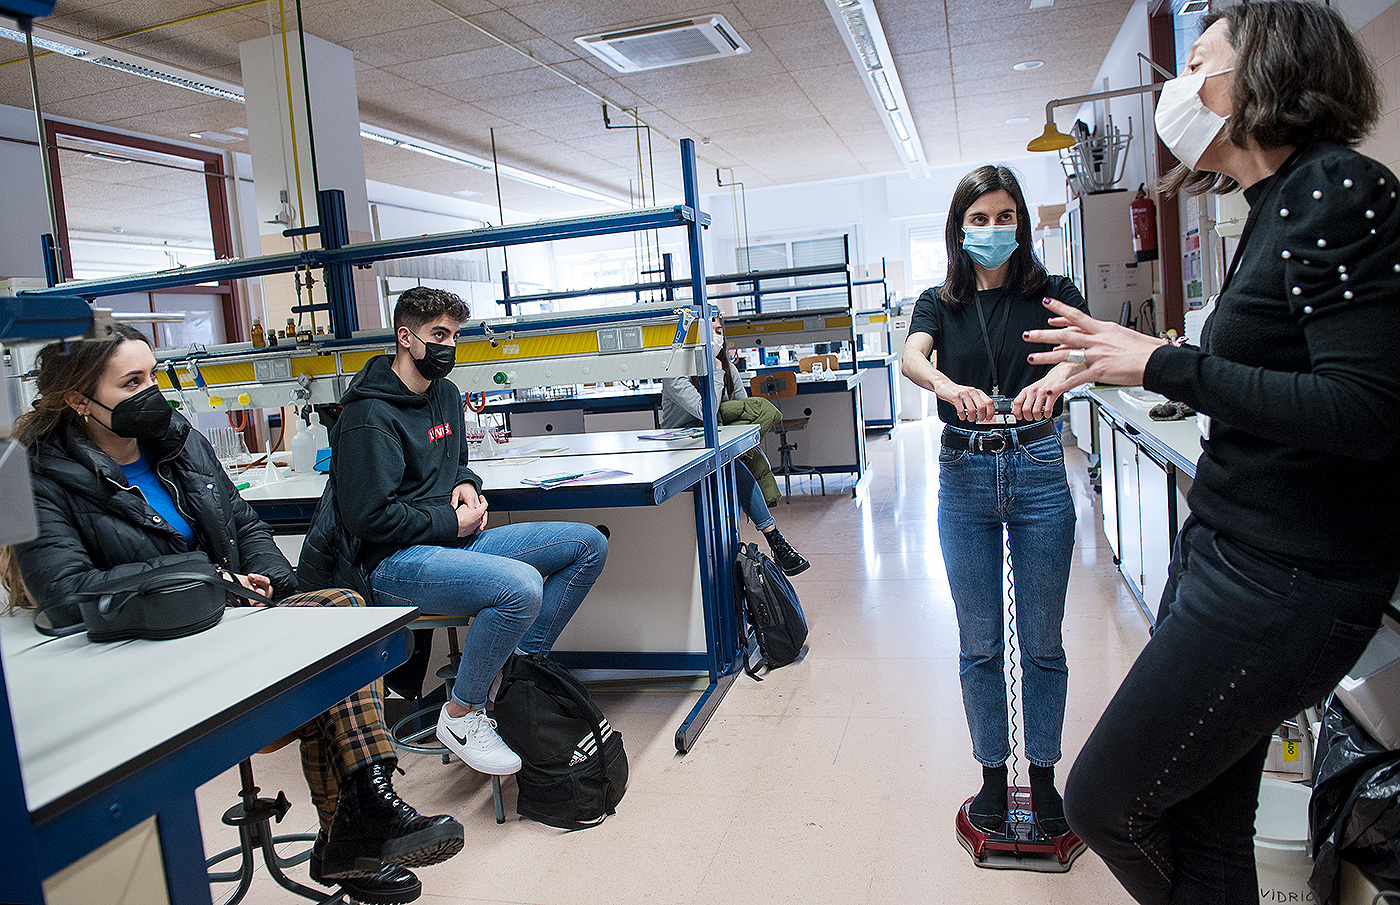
left=1024, top=298, right=1169, bottom=394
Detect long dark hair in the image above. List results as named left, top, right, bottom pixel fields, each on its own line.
left=2, top=324, right=151, bottom=612
left=9, top=324, right=151, bottom=448
left=1166, top=1, right=1381, bottom=197
left=938, top=165, right=1046, bottom=307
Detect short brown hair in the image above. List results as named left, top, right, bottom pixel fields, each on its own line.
left=1169, top=1, right=1381, bottom=196
left=393, top=287, right=470, bottom=332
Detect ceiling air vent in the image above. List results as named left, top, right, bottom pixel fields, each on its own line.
left=575, top=15, right=749, bottom=73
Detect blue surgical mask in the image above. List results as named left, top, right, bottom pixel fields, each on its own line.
left=962, top=225, right=1020, bottom=269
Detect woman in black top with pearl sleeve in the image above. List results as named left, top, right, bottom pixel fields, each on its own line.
left=1025, top=4, right=1400, bottom=903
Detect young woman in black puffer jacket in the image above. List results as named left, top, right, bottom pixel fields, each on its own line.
left=0, top=325, right=462, bottom=900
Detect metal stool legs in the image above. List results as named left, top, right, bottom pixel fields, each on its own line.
left=205, top=760, right=344, bottom=904
left=773, top=427, right=825, bottom=502
left=389, top=625, right=507, bottom=824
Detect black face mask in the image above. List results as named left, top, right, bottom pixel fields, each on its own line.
left=409, top=329, right=457, bottom=380
left=86, top=384, right=173, bottom=440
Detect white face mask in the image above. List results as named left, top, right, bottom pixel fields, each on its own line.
left=1153, top=68, right=1233, bottom=170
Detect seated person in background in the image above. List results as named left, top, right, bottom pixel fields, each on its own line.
left=0, top=326, right=462, bottom=902
left=332, top=287, right=607, bottom=776
left=661, top=316, right=809, bottom=575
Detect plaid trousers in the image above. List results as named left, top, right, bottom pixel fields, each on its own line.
left=278, top=588, right=398, bottom=830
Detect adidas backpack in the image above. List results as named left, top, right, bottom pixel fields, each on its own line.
left=735, top=542, right=809, bottom=678
left=492, top=653, right=627, bottom=829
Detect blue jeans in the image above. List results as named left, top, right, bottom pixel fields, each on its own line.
left=1065, top=517, right=1394, bottom=905
left=371, top=521, right=607, bottom=708
left=735, top=461, right=776, bottom=532
left=938, top=429, right=1076, bottom=767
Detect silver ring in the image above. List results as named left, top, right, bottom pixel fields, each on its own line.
left=1066, top=349, right=1087, bottom=365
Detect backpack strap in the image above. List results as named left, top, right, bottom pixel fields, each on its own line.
left=734, top=544, right=767, bottom=681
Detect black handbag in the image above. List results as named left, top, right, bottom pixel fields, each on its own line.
left=36, top=558, right=270, bottom=642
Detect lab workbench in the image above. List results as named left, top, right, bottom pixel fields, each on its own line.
left=243, top=424, right=762, bottom=752
left=1072, top=387, right=1202, bottom=625
left=743, top=369, right=869, bottom=489
left=481, top=385, right=662, bottom=436
left=0, top=604, right=415, bottom=905
left=857, top=354, right=900, bottom=430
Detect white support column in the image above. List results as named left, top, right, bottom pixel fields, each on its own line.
left=238, top=31, right=381, bottom=331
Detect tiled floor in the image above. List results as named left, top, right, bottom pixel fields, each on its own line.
left=198, top=418, right=1152, bottom=905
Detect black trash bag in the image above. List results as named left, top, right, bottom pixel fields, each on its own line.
left=1308, top=693, right=1400, bottom=904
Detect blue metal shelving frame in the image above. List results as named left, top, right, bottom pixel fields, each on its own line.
left=1, top=140, right=749, bottom=905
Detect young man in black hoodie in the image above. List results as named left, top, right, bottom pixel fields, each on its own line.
left=333, top=287, right=607, bottom=776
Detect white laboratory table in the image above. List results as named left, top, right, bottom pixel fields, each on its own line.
left=744, top=369, right=868, bottom=491
left=1082, top=386, right=1203, bottom=625
left=242, top=424, right=762, bottom=753
left=482, top=385, right=663, bottom=436
left=0, top=604, right=416, bottom=905
left=856, top=354, right=900, bottom=430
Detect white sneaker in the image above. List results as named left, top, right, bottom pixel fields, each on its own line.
left=435, top=707, right=521, bottom=775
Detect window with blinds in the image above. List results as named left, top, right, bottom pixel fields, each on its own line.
left=908, top=225, right=948, bottom=292
left=734, top=235, right=849, bottom=313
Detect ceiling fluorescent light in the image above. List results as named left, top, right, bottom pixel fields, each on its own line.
left=360, top=129, right=399, bottom=146
left=0, top=22, right=247, bottom=101
left=839, top=8, right=882, bottom=70
left=0, top=24, right=87, bottom=56
left=2, top=18, right=627, bottom=209
left=872, top=70, right=898, bottom=111
left=825, top=0, right=926, bottom=178
left=1030, top=0, right=1054, bottom=8
left=890, top=112, right=910, bottom=142
left=88, top=56, right=245, bottom=102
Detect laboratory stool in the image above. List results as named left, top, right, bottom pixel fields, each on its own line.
left=798, top=353, right=838, bottom=374
left=205, top=738, right=344, bottom=904
left=388, top=612, right=506, bottom=823
left=751, top=370, right=826, bottom=502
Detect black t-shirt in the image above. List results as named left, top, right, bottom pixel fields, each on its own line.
left=908, top=274, right=1088, bottom=427
left=1145, top=142, right=1400, bottom=569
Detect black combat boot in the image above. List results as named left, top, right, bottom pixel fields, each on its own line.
left=764, top=528, right=810, bottom=576
left=319, top=761, right=464, bottom=879
left=310, top=831, right=423, bottom=904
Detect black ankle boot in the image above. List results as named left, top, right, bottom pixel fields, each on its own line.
left=311, top=832, right=423, bottom=905
left=764, top=528, right=810, bottom=576
left=320, top=761, right=464, bottom=879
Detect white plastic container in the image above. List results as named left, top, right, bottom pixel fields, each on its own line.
left=1255, top=779, right=1315, bottom=904
left=291, top=412, right=329, bottom=473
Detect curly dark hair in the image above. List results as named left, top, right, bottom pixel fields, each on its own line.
left=937, top=165, right=1047, bottom=308
left=392, top=286, right=470, bottom=332
left=1167, top=1, right=1381, bottom=196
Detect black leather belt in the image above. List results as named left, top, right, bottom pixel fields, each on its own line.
left=941, top=420, right=1056, bottom=454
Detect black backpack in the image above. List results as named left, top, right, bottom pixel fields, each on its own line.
left=735, top=542, right=809, bottom=678
left=492, top=653, right=627, bottom=830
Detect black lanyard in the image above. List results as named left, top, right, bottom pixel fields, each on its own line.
left=971, top=291, right=1013, bottom=396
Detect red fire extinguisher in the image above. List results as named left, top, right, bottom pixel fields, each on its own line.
left=1130, top=184, right=1158, bottom=262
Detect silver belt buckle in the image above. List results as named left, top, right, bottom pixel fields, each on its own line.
left=976, top=433, right=1007, bottom=454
